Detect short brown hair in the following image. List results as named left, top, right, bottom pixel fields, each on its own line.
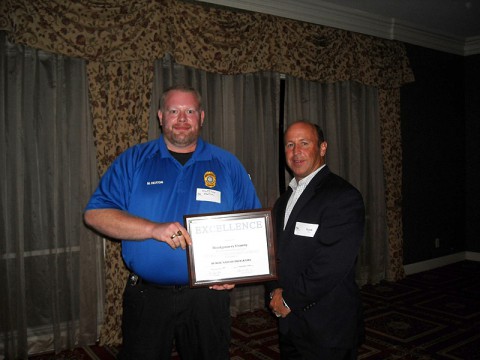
left=159, top=84, right=203, bottom=111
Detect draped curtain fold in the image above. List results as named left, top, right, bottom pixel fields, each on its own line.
left=1, top=0, right=414, bottom=350
left=284, top=78, right=389, bottom=285
left=0, top=32, right=103, bottom=358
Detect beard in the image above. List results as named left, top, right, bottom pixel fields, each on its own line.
left=163, top=126, right=201, bottom=148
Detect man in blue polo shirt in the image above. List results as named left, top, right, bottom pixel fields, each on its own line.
left=84, top=85, right=261, bottom=360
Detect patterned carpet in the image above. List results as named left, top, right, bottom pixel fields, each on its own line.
left=29, top=260, right=480, bottom=359
left=359, top=260, right=480, bottom=359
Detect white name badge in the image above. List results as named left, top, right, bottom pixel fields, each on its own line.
left=294, top=222, right=319, bottom=237
left=196, top=188, right=221, bottom=203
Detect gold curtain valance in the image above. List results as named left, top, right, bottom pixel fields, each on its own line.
left=1, top=0, right=413, bottom=88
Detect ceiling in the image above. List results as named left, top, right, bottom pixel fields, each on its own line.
left=319, top=0, right=480, bottom=38
left=197, top=0, right=480, bottom=55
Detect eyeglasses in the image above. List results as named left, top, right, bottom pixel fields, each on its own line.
left=164, top=108, right=200, bottom=117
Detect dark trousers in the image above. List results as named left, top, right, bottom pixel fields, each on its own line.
left=117, top=278, right=231, bottom=360
left=279, top=331, right=358, bottom=360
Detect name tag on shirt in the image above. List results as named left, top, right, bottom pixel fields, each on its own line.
left=294, top=222, right=319, bottom=237
left=196, top=188, right=221, bottom=203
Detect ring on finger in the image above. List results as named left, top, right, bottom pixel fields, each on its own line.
left=171, top=230, right=182, bottom=239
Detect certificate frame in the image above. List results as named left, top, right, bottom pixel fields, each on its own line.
left=184, top=209, right=277, bottom=287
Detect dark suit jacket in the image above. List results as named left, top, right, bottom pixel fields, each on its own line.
left=267, top=166, right=365, bottom=349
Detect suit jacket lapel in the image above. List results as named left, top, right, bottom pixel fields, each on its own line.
left=275, top=187, right=291, bottom=231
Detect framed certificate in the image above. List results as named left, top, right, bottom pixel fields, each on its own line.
left=184, top=209, right=277, bottom=287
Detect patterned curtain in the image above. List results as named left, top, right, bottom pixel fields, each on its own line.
left=1, top=0, right=414, bottom=346
left=86, top=60, right=154, bottom=345
left=0, top=0, right=413, bottom=86
left=379, top=88, right=405, bottom=281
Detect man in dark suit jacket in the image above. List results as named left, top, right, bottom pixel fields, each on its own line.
left=267, top=121, right=365, bottom=360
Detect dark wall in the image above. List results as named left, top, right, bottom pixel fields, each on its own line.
left=401, top=44, right=466, bottom=264
left=465, top=54, right=480, bottom=252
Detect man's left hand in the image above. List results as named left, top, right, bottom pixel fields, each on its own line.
left=269, top=288, right=291, bottom=318
left=209, top=284, right=235, bottom=290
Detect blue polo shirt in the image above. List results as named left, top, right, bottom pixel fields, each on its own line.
left=85, top=136, right=261, bottom=284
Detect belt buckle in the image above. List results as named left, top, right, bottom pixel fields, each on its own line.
left=129, top=274, right=139, bottom=286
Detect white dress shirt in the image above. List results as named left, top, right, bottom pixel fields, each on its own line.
left=284, top=165, right=326, bottom=229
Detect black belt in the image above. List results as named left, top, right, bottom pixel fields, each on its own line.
left=128, top=273, right=189, bottom=290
